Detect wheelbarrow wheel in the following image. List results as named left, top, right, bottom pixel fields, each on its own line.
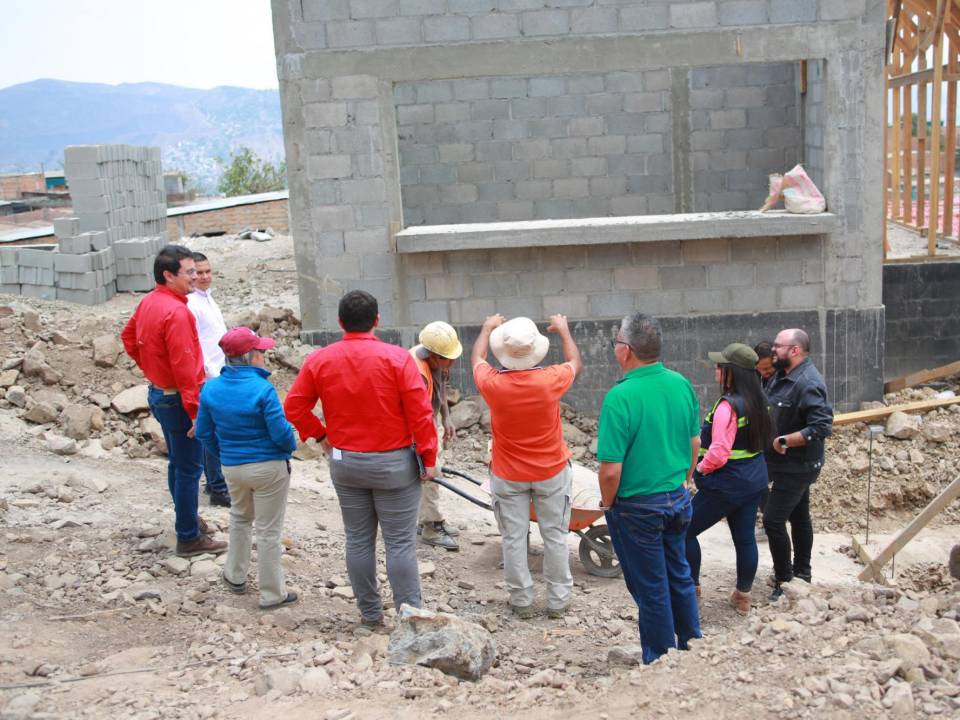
left=578, top=524, right=621, bottom=578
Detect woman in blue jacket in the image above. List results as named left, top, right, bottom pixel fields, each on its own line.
left=196, top=327, right=298, bottom=610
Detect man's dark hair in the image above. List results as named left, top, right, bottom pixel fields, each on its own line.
left=338, top=290, right=378, bottom=332
left=754, top=340, right=773, bottom=359
left=620, top=313, right=662, bottom=361
left=191, top=251, right=208, bottom=263
left=789, top=329, right=811, bottom=353
left=153, top=245, right=194, bottom=284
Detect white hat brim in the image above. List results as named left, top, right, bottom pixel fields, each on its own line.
left=489, top=326, right=550, bottom=371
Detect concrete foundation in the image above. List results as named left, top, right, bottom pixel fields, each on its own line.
left=272, top=0, right=886, bottom=411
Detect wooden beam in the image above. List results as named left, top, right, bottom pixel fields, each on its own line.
left=858, top=475, right=960, bottom=582
left=834, top=396, right=960, bottom=426
left=943, top=30, right=957, bottom=237
left=927, top=0, right=947, bottom=255
left=883, top=360, right=960, bottom=392
left=884, top=252, right=960, bottom=262
left=851, top=537, right=891, bottom=586
left=888, top=64, right=960, bottom=87
left=903, top=72, right=914, bottom=223
left=917, top=22, right=928, bottom=232
left=892, top=84, right=903, bottom=221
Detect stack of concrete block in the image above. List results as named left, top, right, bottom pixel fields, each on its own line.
left=55, top=237, right=118, bottom=306
left=0, top=247, right=21, bottom=294
left=115, top=236, right=164, bottom=292
left=64, top=144, right=167, bottom=243
left=16, top=247, right=57, bottom=300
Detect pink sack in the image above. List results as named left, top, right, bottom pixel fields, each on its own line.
left=759, top=164, right=826, bottom=214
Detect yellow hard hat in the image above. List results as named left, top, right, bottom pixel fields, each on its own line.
left=419, top=321, right=462, bottom=360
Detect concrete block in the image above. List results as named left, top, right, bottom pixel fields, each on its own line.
left=64, top=145, right=104, bottom=164
left=586, top=94, right=623, bottom=115
left=0, top=266, right=18, bottom=283
left=513, top=139, right=552, bottom=161
left=78, top=213, right=109, bottom=232
left=54, top=253, right=94, bottom=273
left=311, top=206, right=356, bottom=231
left=448, top=0, right=493, bottom=12
left=516, top=180, right=553, bottom=201
left=711, top=109, right=747, bottom=130
left=571, top=157, right=607, bottom=177
left=521, top=9, right=570, bottom=36
left=670, top=2, right=718, bottom=28
left=820, top=0, right=865, bottom=21
left=610, top=195, right=648, bottom=215
left=472, top=273, right=519, bottom=298
left=307, top=155, right=353, bottom=180
left=422, top=16, right=470, bottom=42
left=619, top=4, right=669, bottom=31
left=567, top=75, right=604, bottom=95
left=21, top=284, right=57, bottom=301
left=56, top=287, right=108, bottom=305
left=532, top=159, right=569, bottom=179
left=306, top=102, right=349, bottom=128
left=344, top=228, right=389, bottom=254
left=495, top=295, right=542, bottom=318
left=410, top=301, right=450, bottom=325
left=589, top=293, right=636, bottom=318
left=547, top=95, right=586, bottom=117
left=564, top=269, right=612, bottom=293
left=660, top=265, right=707, bottom=290
left=542, top=294, right=588, bottom=318
left=684, top=288, right=731, bottom=313
left=718, top=0, right=767, bottom=25
left=770, top=0, right=812, bottom=23
left=613, top=266, right=658, bottom=290
left=435, top=102, right=471, bottom=123
left=708, top=263, right=756, bottom=287
left=64, top=161, right=102, bottom=180
left=452, top=79, right=490, bottom=101
left=0, top=247, right=19, bottom=265
left=779, top=284, right=823, bottom=308
left=18, top=248, right=56, bottom=268
left=86, top=231, right=110, bottom=251
left=606, top=113, right=647, bottom=135
left=571, top=7, right=618, bottom=33
left=0, top=283, right=20, bottom=294
left=756, top=260, right=804, bottom=285
left=509, top=97, right=548, bottom=118
left=331, top=75, right=379, bottom=99
left=113, top=238, right=153, bottom=259
left=472, top=13, right=520, bottom=39
left=489, top=79, right=526, bottom=101
left=54, top=217, right=80, bottom=239
left=57, top=271, right=100, bottom=291
left=528, top=77, right=567, bottom=97
left=624, top=92, right=664, bottom=113
left=398, top=0, right=444, bottom=14
left=456, top=163, right=495, bottom=184
left=349, top=0, right=397, bottom=20
left=587, top=136, right=626, bottom=156
left=339, top=177, right=386, bottom=204
left=91, top=247, right=115, bottom=270
left=551, top=138, right=587, bottom=159
left=589, top=177, right=628, bottom=197
left=116, top=275, right=156, bottom=292
left=325, top=20, right=375, bottom=48
left=497, top=201, right=535, bottom=221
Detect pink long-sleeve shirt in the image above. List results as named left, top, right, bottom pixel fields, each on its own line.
left=697, top=400, right=738, bottom=474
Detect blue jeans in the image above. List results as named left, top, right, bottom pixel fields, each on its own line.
left=686, top=486, right=764, bottom=593
left=202, top=442, right=229, bottom=497
left=147, top=387, right=203, bottom=542
left=606, top=486, right=702, bottom=664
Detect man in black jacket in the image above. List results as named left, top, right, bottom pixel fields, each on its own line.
left=763, top=328, right=833, bottom=599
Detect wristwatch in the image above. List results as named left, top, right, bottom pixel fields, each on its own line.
left=777, top=436, right=788, bottom=449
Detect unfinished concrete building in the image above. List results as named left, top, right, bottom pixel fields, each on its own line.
left=271, top=0, right=884, bottom=411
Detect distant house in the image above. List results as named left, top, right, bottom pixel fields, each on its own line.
left=44, top=171, right=66, bottom=191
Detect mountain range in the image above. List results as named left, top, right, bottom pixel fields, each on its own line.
left=0, top=79, right=284, bottom=193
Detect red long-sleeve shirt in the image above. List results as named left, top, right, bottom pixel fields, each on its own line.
left=283, top=332, right=438, bottom=467
left=120, top=284, right=205, bottom=419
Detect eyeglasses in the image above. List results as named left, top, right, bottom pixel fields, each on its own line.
left=179, top=268, right=198, bottom=277
left=771, top=343, right=797, bottom=350
left=609, top=339, right=629, bottom=349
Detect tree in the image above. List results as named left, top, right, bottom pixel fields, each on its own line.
left=217, top=147, right=287, bottom=197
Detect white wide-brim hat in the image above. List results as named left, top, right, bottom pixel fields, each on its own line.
left=489, top=317, right=550, bottom=371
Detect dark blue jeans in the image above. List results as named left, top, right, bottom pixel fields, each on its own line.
left=147, top=387, right=203, bottom=542
left=686, top=486, right=764, bottom=593
left=202, top=442, right=229, bottom=496
left=606, top=486, right=702, bottom=665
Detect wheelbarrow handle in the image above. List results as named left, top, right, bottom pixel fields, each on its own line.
left=440, top=467, right=484, bottom=487
left=431, top=476, right=492, bottom=512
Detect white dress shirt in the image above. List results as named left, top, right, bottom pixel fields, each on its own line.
left=187, top=288, right=227, bottom=378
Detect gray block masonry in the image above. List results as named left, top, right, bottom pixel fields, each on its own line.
left=0, top=144, right=168, bottom=306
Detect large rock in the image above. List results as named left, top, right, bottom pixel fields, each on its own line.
left=60, top=404, right=95, bottom=440
left=886, top=633, right=930, bottom=671
left=47, top=434, right=78, bottom=455
left=92, top=335, right=123, bottom=368
left=387, top=604, right=496, bottom=681
left=112, top=385, right=150, bottom=414
left=33, top=389, right=67, bottom=410
left=885, top=411, right=921, bottom=440
left=607, top=645, right=644, bottom=666
left=562, top=421, right=590, bottom=446
left=0, top=368, right=18, bottom=388
left=5, top=385, right=26, bottom=408
left=21, top=348, right=46, bottom=377
left=23, top=402, right=58, bottom=425
left=920, top=422, right=952, bottom=443
left=449, top=399, right=482, bottom=430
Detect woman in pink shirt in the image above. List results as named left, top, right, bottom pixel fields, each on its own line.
left=685, top=343, right=773, bottom=615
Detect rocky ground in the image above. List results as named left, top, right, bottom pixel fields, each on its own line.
left=1, top=233, right=959, bottom=719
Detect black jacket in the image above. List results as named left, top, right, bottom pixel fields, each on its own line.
left=764, top=357, right=833, bottom=477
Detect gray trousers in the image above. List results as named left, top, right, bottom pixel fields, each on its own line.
left=330, top=446, right=422, bottom=621
left=491, top=464, right=573, bottom=610
left=222, top=459, right=290, bottom=607
left=418, top=413, right=445, bottom=524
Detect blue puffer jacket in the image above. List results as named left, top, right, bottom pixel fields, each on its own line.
left=195, top=365, right=297, bottom=466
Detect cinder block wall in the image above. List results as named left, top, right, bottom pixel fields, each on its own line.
left=272, top=0, right=887, bottom=410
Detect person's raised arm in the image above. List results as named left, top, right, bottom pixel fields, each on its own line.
left=470, top=314, right=505, bottom=368
left=546, top=313, right=582, bottom=377
left=598, top=462, right=622, bottom=509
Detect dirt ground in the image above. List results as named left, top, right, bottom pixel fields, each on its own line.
left=1, top=234, right=959, bottom=719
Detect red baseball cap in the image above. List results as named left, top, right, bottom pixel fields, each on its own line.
left=219, top=327, right=276, bottom=356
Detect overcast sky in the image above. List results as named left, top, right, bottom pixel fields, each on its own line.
left=0, top=0, right=278, bottom=91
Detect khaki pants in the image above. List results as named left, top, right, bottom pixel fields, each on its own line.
left=419, top=413, right=445, bottom=524
left=222, top=460, right=290, bottom=607
left=491, top=464, right=573, bottom=610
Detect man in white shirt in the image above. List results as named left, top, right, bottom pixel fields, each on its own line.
left=188, top=252, right=230, bottom=507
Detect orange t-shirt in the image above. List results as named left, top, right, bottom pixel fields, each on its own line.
left=473, top=360, right=575, bottom=481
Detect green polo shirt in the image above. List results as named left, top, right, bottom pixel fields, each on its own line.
left=597, top=362, right=700, bottom=497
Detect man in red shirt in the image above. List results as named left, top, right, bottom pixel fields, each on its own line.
left=121, top=245, right=227, bottom=558
left=284, top=290, right=437, bottom=626
left=472, top=313, right=582, bottom=620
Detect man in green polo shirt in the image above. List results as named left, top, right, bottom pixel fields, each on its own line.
left=597, top=312, right=702, bottom=665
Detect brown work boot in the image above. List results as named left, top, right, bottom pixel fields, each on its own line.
left=729, top=589, right=751, bottom=616
left=176, top=534, right=227, bottom=558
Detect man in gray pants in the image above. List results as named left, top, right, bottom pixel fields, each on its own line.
left=284, top=291, right=438, bottom=626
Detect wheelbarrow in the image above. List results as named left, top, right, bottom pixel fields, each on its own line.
left=434, top=465, right=622, bottom=578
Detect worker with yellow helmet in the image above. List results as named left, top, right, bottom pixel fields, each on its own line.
left=410, top=321, right=463, bottom=551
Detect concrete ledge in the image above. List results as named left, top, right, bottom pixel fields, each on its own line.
left=395, top=210, right=839, bottom=253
